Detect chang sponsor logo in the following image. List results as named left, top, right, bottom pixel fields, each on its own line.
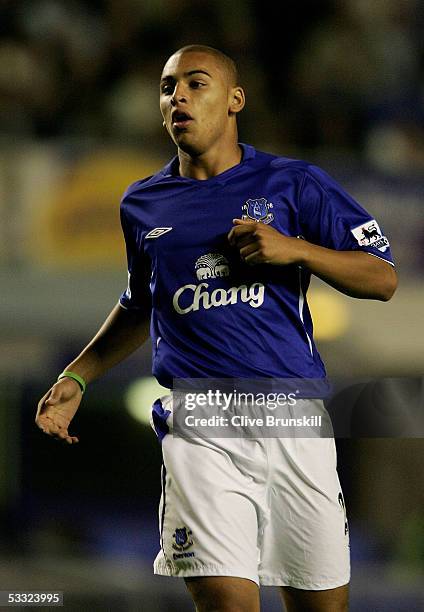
left=173, top=282, right=265, bottom=314
left=195, top=253, right=229, bottom=280
left=172, top=252, right=265, bottom=314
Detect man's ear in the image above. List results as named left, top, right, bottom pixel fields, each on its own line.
left=229, top=86, right=245, bottom=115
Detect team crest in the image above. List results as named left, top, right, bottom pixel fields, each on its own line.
left=242, top=198, right=274, bottom=224
left=195, top=253, right=230, bottom=280
left=172, top=526, right=194, bottom=551
left=351, top=220, right=389, bottom=252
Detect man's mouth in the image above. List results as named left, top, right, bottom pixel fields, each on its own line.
left=172, top=112, right=193, bottom=129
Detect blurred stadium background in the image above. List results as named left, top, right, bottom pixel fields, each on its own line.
left=0, top=0, right=423, bottom=610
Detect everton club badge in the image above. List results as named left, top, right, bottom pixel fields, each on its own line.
left=242, top=198, right=274, bottom=224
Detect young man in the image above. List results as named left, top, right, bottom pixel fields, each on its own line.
left=36, top=45, right=397, bottom=612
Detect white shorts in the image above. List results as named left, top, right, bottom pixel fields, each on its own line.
left=152, top=395, right=350, bottom=589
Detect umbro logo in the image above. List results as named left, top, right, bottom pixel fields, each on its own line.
left=145, top=227, right=173, bottom=239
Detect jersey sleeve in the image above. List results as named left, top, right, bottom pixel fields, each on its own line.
left=119, top=207, right=151, bottom=312
left=298, top=166, right=395, bottom=266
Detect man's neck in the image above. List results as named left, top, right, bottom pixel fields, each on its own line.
left=177, top=140, right=242, bottom=180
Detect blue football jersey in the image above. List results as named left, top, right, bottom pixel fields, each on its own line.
left=119, top=144, right=394, bottom=387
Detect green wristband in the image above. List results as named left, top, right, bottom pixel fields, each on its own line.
left=57, top=371, right=87, bottom=394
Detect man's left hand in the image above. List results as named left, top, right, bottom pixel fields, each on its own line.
left=228, top=218, right=304, bottom=266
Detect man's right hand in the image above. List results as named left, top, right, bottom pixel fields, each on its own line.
left=34, top=302, right=151, bottom=445
left=35, top=378, right=82, bottom=444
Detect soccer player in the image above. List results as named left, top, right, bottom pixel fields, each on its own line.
left=36, top=45, right=397, bottom=612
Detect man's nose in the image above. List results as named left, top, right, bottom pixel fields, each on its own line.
left=171, top=83, right=188, bottom=105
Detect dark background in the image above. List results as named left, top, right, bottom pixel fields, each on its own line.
left=0, top=1, right=423, bottom=610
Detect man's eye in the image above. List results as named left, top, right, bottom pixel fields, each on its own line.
left=190, top=81, right=205, bottom=89
left=161, top=85, right=174, bottom=95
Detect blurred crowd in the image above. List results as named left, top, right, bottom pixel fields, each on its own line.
left=0, top=0, right=423, bottom=173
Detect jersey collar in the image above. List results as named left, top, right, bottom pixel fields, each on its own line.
left=160, top=143, right=256, bottom=181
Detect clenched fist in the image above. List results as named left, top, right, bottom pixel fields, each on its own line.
left=228, top=218, right=305, bottom=266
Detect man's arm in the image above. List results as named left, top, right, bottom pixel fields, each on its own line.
left=228, top=219, right=397, bottom=301
left=63, top=302, right=150, bottom=383
left=35, top=303, right=150, bottom=444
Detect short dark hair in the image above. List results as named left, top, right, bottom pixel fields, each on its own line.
left=173, top=44, right=239, bottom=86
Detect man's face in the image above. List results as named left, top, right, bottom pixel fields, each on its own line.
left=160, top=51, right=235, bottom=155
